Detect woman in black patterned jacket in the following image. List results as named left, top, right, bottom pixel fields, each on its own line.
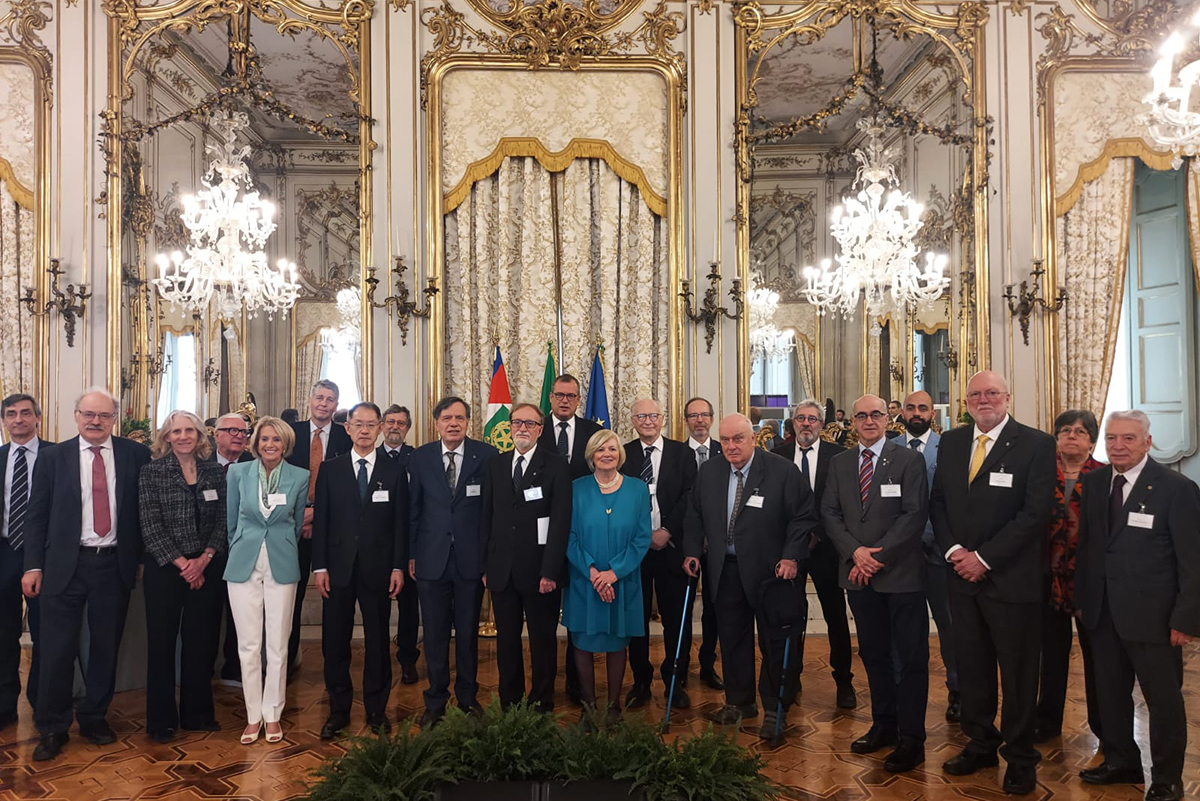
left=138, top=409, right=227, bottom=742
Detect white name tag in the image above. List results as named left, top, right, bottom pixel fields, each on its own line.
left=537, top=516, right=550, bottom=545
left=524, top=486, right=544, bottom=501
left=989, top=472, right=1013, bottom=488
left=372, top=490, right=390, bottom=503
left=203, top=489, right=218, bottom=502
left=267, top=493, right=287, bottom=507
left=746, top=495, right=764, bottom=508
left=1128, top=511, right=1155, bottom=529
left=880, top=484, right=901, bottom=498
left=466, top=484, right=481, bottom=497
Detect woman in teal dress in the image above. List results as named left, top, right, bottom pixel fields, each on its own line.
left=562, top=429, right=652, bottom=722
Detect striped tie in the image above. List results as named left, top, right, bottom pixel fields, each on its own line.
left=641, top=446, right=655, bottom=485
left=858, top=449, right=874, bottom=506
left=727, top=469, right=744, bottom=548
left=8, top=446, right=28, bottom=550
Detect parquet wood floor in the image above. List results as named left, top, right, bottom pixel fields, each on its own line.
left=0, top=635, right=1195, bottom=800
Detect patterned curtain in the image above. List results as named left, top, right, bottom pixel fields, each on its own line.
left=1056, top=157, right=1135, bottom=419
left=0, top=181, right=34, bottom=398
left=293, top=335, right=323, bottom=411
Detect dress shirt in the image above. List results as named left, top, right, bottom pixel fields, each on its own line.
left=688, top=436, right=713, bottom=468
left=513, top=443, right=537, bottom=480
left=793, top=438, right=821, bottom=492
left=551, top=415, right=575, bottom=456
left=313, top=448, right=378, bottom=575
left=943, top=417, right=1010, bottom=569
left=383, top=446, right=405, bottom=460
left=3, top=437, right=40, bottom=539
left=79, top=437, right=118, bottom=547
left=858, top=436, right=886, bottom=462
left=907, top=428, right=933, bottom=453
left=726, top=452, right=755, bottom=555
left=641, top=436, right=664, bottom=531
left=1112, top=453, right=1149, bottom=504
left=442, top=441, right=465, bottom=490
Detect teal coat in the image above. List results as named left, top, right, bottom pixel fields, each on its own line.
left=223, top=460, right=309, bottom=585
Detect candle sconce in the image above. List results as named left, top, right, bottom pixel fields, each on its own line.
left=119, top=348, right=171, bottom=398
left=680, top=262, right=744, bottom=354
left=201, top=357, right=222, bottom=390
left=365, top=255, right=438, bottom=346
left=1003, top=259, right=1067, bottom=346
left=889, top=357, right=905, bottom=383
left=20, top=258, right=92, bottom=348
left=937, top=342, right=959, bottom=371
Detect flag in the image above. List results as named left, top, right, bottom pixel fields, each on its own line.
left=538, top=341, right=557, bottom=418
left=483, top=346, right=513, bottom=453
left=584, top=345, right=610, bottom=430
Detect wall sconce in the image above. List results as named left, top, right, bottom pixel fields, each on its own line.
left=1003, top=259, right=1067, bottom=346
left=680, top=262, right=744, bottom=354
left=937, top=342, right=959, bottom=371
left=889, top=357, right=905, bottom=383
left=119, top=349, right=171, bottom=397
left=20, top=258, right=92, bottom=348
left=201, top=357, right=222, bottom=390
left=365, top=255, right=438, bottom=346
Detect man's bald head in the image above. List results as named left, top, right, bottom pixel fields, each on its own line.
left=966, top=370, right=1011, bottom=432
left=851, top=394, right=888, bottom=447
left=718, top=413, right=755, bottom=469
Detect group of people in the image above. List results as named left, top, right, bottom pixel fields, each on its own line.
left=0, top=369, right=1195, bottom=801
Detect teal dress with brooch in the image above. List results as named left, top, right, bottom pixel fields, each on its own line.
left=561, top=475, right=653, bottom=653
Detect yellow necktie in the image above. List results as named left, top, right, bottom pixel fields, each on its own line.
left=968, top=434, right=990, bottom=483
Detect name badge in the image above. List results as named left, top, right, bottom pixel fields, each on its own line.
left=466, top=484, right=481, bottom=497
left=880, top=484, right=901, bottom=498
left=267, top=492, right=287, bottom=507
left=648, top=483, right=657, bottom=495
left=524, top=486, right=543, bottom=502
left=202, top=489, right=218, bottom=502
left=372, top=490, right=390, bottom=503
left=537, top=516, right=550, bottom=545
left=1128, top=511, right=1155, bottom=529
left=989, top=472, right=1013, bottom=488
left=746, top=495, right=764, bottom=508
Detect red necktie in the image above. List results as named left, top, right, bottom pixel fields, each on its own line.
left=859, top=449, right=874, bottom=506
left=90, top=446, right=112, bottom=537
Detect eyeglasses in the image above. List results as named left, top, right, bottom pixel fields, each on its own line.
left=852, top=411, right=887, bottom=422
left=216, top=426, right=251, bottom=437
left=77, top=411, right=116, bottom=422
left=347, top=421, right=380, bottom=430
left=510, top=419, right=542, bottom=430
left=793, top=414, right=822, bottom=424
left=551, top=392, right=579, bottom=402
left=634, top=413, right=662, bottom=423
left=684, top=412, right=712, bottom=421
left=1057, top=426, right=1091, bottom=438
left=966, top=389, right=1005, bottom=401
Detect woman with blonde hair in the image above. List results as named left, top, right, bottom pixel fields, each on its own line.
left=224, top=416, right=308, bottom=744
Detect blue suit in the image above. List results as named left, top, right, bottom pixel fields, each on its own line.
left=910, top=430, right=958, bottom=693
left=223, top=461, right=309, bottom=585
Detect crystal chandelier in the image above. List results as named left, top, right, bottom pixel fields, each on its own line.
left=1143, top=16, right=1200, bottom=168
left=154, top=110, right=300, bottom=320
left=748, top=276, right=794, bottom=362
left=802, top=116, right=949, bottom=317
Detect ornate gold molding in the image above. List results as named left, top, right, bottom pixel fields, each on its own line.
left=0, top=154, right=33, bottom=209
left=0, top=0, right=52, bottom=103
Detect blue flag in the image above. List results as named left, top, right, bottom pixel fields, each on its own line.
left=584, top=346, right=610, bottom=430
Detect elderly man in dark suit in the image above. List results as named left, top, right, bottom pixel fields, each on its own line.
left=684, top=396, right=723, bottom=691
left=1073, top=410, right=1199, bottom=801
left=930, top=371, right=1056, bottom=795
left=408, top=396, right=498, bottom=728
left=22, top=389, right=151, bottom=761
left=684, top=413, right=814, bottom=739
left=773, top=398, right=856, bottom=710
left=379, top=403, right=419, bottom=685
left=207, top=412, right=254, bottom=688
left=822, top=394, right=929, bottom=773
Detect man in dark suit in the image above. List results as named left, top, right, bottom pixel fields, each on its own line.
left=684, top=396, right=723, bottom=691
left=822, top=395, right=929, bottom=773
left=207, top=412, right=254, bottom=688
left=481, top=403, right=571, bottom=712
left=0, top=393, right=52, bottom=730
left=1074, top=410, right=1199, bottom=801
left=773, top=398, right=856, bottom=710
left=623, top=397, right=698, bottom=710
left=683, top=413, right=815, bottom=739
left=408, top=396, right=498, bottom=728
left=22, top=389, right=151, bottom=761
left=286, top=379, right=352, bottom=676
left=379, top=403, right=419, bottom=685
left=312, top=402, right=407, bottom=739
left=930, top=371, right=1056, bottom=795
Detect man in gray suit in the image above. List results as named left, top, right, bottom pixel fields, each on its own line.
left=822, top=394, right=929, bottom=772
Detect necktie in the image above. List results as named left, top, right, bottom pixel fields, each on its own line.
left=446, top=451, right=457, bottom=492
left=308, top=429, right=324, bottom=502
left=357, top=458, right=369, bottom=503
left=697, top=445, right=709, bottom=466
left=799, top=446, right=812, bottom=489
left=223, top=461, right=231, bottom=474
left=386, top=449, right=400, bottom=461
left=858, top=449, right=874, bottom=506
left=909, top=438, right=922, bottom=452
left=727, top=469, right=744, bottom=547
left=513, top=454, right=525, bottom=491
left=1109, top=473, right=1127, bottom=534
left=90, top=445, right=112, bottom=537
left=641, top=446, right=656, bottom=485
left=557, top=422, right=569, bottom=457
left=968, top=434, right=990, bottom=483
left=8, top=446, right=28, bottom=550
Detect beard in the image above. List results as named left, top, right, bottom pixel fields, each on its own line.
left=904, top=416, right=931, bottom=437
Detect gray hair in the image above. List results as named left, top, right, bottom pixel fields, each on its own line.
left=74, top=387, right=119, bottom=413
left=792, top=398, right=823, bottom=418
left=309, top=378, right=340, bottom=400
left=1106, top=409, right=1151, bottom=437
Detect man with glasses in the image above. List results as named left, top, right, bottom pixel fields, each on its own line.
left=930, top=371, right=1056, bottom=795
left=772, top=399, right=856, bottom=710
left=379, top=404, right=420, bottom=685
left=622, top=398, right=698, bottom=710
left=207, top=413, right=254, bottom=687
left=683, top=397, right=723, bottom=691
left=22, top=389, right=151, bottom=761
left=312, top=402, right=408, bottom=738
left=481, top=404, right=572, bottom=712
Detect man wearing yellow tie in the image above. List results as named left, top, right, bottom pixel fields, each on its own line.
left=929, top=371, right=1057, bottom=796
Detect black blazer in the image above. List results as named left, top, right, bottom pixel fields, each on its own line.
left=205, top=450, right=253, bottom=467
left=408, top=437, right=499, bottom=581
left=137, top=453, right=227, bottom=567
left=311, top=451, right=408, bottom=591
left=480, top=446, right=573, bottom=592
left=1074, top=458, right=1200, bottom=643
left=0, top=437, right=54, bottom=534
left=683, top=450, right=815, bottom=598
left=24, top=435, right=152, bottom=594
left=377, top=443, right=415, bottom=470
left=622, top=436, right=698, bottom=572
left=773, top=439, right=844, bottom=544
left=539, top=416, right=603, bottom=480
left=929, top=417, right=1057, bottom=604
left=286, top=420, right=352, bottom=471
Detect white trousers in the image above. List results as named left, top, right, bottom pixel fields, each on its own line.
left=227, top=543, right=297, bottom=725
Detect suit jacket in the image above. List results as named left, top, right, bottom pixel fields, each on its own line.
left=1074, top=458, right=1200, bottom=643
left=137, top=453, right=227, bottom=567
left=683, top=450, right=815, bottom=599
left=223, top=460, right=309, bottom=584
left=688, top=437, right=723, bottom=468
left=622, top=436, right=698, bottom=572
left=0, top=437, right=54, bottom=536
left=910, top=430, right=943, bottom=564
left=539, top=416, right=603, bottom=480
left=377, top=443, right=415, bottom=471
left=773, top=439, right=844, bottom=545
left=929, top=418, right=1057, bottom=604
left=286, top=420, right=352, bottom=471
left=408, top=437, right=499, bottom=581
left=311, top=451, right=408, bottom=590
left=480, top=446, right=573, bottom=593
left=23, top=435, right=152, bottom=595
left=820, top=440, right=928, bottom=592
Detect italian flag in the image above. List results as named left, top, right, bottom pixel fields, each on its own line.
left=483, top=346, right=513, bottom=453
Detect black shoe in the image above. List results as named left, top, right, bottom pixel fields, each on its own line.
left=80, top=720, right=117, bottom=745
left=1032, top=723, right=1060, bottom=744
left=700, top=670, right=724, bottom=691
left=1080, top=762, right=1145, bottom=785
left=943, top=749, right=999, bottom=776
left=419, top=708, right=444, bottom=730
left=670, top=688, right=691, bottom=709
left=32, top=732, right=68, bottom=761
left=758, top=711, right=782, bottom=742
left=365, top=712, right=391, bottom=733
left=836, top=682, right=858, bottom=710
left=320, top=714, right=350, bottom=740
left=460, top=703, right=484, bottom=717
left=625, top=684, right=651, bottom=709
left=0, top=710, right=17, bottom=730
left=851, top=726, right=898, bottom=754
left=1145, top=782, right=1184, bottom=801
left=711, top=704, right=745, bottom=726
left=945, top=691, right=961, bottom=722
left=1002, top=764, right=1037, bottom=795
left=566, top=683, right=583, bottom=707
left=182, top=720, right=220, bottom=732
left=400, top=662, right=419, bottom=685
left=149, top=728, right=175, bottom=744
left=884, top=740, right=925, bottom=773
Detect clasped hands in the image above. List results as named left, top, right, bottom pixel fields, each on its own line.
left=849, top=546, right=883, bottom=587
left=589, top=566, right=617, bottom=603
left=949, top=549, right=988, bottom=583
left=174, top=555, right=209, bottom=590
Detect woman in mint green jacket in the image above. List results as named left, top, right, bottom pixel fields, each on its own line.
left=223, top=416, right=308, bottom=745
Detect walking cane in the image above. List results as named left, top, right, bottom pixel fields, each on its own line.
left=662, top=576, right=697, bottom=731
left=773, top=635, right=792, bottom=743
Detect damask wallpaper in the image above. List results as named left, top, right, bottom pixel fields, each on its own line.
left=0, top=61, right=36, bottom=397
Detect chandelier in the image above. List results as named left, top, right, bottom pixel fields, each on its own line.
left=802, top=116, right=949, bottom=318
left=1144, top=17, right=1200, bottom=167
left=153, top=110, right=300, bottom=320
left=748, top=276, right=794, bottom=362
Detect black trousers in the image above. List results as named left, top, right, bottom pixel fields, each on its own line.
left=394, top=576, right=421, bottom=668
left=219, top=588, right=241, bottom=682
left=629, top=549, right=689, bottom=689
left=715, top=556, right=801, bottom=713
left=951, top=591, right=1042, bottom=768
left=492, top=581, right=562, bottom=712
left=1036, top=584, right=1102, bottom=741
left=322, top=559, right=393, bottom=718
left=847, top=585, right=928, bottom=741
left=288, top=534, right=313, bottom=671
left=143, top=555, right=223, bottom=733
left=798, top=540, right=853, bottom=685
left=1088, top=597, right=1186, bottom=785
left=418, top=551, right=482, bottom=713
left=924, top=555, right=958, bottom=692
left=696, top=560, right=718, bottom=675
left=36, top=549, right=130, bottom=736
left=0, top=539, right=38, bottom=715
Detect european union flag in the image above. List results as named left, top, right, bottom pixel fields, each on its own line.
left=584, top=346, right=610, bottom=430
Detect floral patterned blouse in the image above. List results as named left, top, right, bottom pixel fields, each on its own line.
left=1046, top=454, right=1105, bottom=613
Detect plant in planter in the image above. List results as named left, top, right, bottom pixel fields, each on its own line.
left=549, top=715, right=665, bottom=799
left=305, top=723, right=453, bottom=801
left=432, top=701, right=561, bottom=800
left=644, top=728, right=777, bottom=801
